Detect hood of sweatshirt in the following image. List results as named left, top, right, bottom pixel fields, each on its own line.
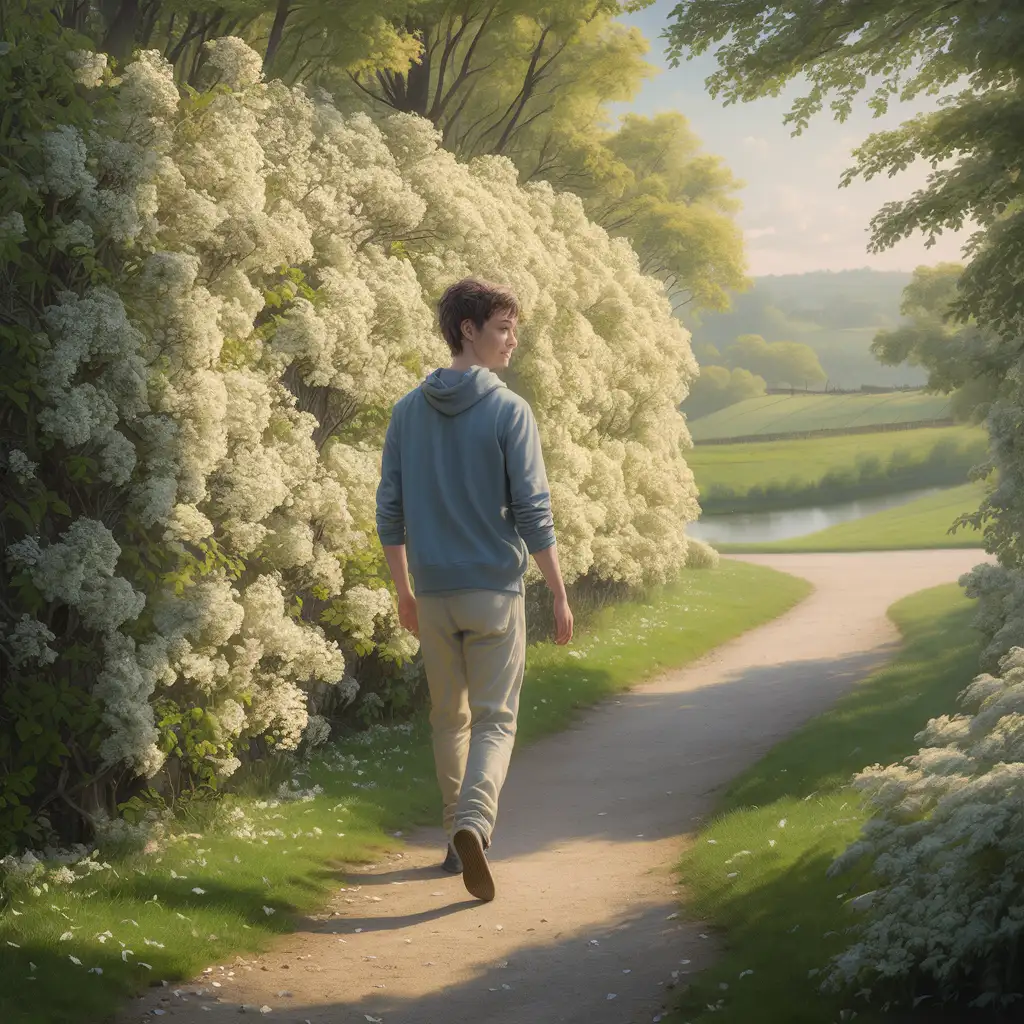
left=419, top=366, right=506, bottom=417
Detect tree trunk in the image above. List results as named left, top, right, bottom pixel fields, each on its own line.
left=263, top=0, right=291, bottom=73
left=101, top=0, right=142, bottom=62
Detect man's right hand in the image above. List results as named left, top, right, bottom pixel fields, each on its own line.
left=553, top=594, right=573, bottom=646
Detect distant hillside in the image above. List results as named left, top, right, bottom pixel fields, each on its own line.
left=687, top=269, right=923, bottom=388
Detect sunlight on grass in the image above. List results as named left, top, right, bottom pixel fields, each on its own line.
left=0, top=560, right=808, bottom=1024
left=668, top=584, right=982, bottom=1024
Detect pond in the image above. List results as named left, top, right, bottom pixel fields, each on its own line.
left=688, top=488, right=942, bottom=545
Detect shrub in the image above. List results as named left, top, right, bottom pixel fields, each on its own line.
left=0, top=30, right=700, bottom=852
left=827, top=647, right=1024, bottom=1010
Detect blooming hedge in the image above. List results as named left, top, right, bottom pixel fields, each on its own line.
left=826, top=646, right=1024, bottom=1009
left=0, top=29, right=700, bottom=852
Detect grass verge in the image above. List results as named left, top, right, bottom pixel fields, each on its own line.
left=689, top=425, right=985, bottom=514
left=0, top=560, right=809, bottom=1024
left=717, top=482, right=987, bottom=553
left=667, top=583, right=982, bottom=1024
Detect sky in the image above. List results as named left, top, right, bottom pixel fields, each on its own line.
left=614, top=0, right=972, bottom=277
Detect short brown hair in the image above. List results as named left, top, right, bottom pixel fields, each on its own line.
left=437, top=278, right=519, bottom=355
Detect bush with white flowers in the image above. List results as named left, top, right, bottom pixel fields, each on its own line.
left=826, top=646, right=1024, bottom=1008
left=0, top=28, right=699, bottom=853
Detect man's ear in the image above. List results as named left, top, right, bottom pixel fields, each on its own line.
left=460, top=318, right=476, bottom=343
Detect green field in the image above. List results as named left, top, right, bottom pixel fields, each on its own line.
left=0, top=562, right=810, bottom=1024
left=718, top=481, right=988, bottom=553
left=689, top=391, right=954, bottom=441
left=669, top=584, right=981, bottom=1024
left=689, top=425, right=986, bottom=512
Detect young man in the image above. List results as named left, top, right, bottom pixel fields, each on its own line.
left=375, top=278, right=573, bottom=902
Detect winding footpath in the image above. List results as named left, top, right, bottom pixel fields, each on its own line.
left=119, top=551, right=986, bottom=1024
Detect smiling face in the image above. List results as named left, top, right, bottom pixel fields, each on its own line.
left=456, top=308, right=519, bottom=371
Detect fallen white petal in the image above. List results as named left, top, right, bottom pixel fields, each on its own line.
left=262, top=906, right=275, bottom=916
left=191, top=887, right=206, bottom=895
left=59, top=931, right=74, bottom=942
left=606, top=993, right=617, bottom=1000
left=69, top=956, right=82, bottom=966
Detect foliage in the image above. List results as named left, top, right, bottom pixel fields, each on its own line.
left=694, top=428, right=989, bottom=515
left=872, top=263, right=1003, bottom=422
left=826, top=643, right=1024, bottom=1009
left=683, top=364, right=765, bottom=419
left=51, top=3, right=750, bottom=312
left=0, top=29, right=700, bottom=852
left=48, top=0, right=422, bottom=81
left=342, top=4, right=747, bottom=311
left=722, top=333, right=826, bottom=388
left=576, top=112, right=748, bottom=310
left=0, top=1, right=150, bottom=850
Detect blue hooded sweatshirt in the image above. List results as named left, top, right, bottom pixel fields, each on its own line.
left=375, top=366, right=556, bottom=595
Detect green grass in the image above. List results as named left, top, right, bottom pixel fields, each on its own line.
left=0, top=561, right=810, bottom=1024
left=689, top=391, right=954, bottom=442
left=718, top=481, right=988, bottom=553
left=689, top=425, right=985, bottom=511
left=668, top=583, right=983, bottom=1024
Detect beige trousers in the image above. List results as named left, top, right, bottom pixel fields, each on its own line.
left=416, top=589, right=527, bottom=845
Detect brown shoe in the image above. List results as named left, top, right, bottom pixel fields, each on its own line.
left=453, top=827, right=495, bottom=902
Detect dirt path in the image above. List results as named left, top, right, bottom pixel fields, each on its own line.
left=121, top=550, right=985, bottom=1024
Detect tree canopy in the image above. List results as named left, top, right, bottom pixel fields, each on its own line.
left=724, top=334, right=826, bottom=388
left=871, top=263, right=1002, bottom=420
left=682, top=364, right=765, bottom=419
left=664, top=0, right=1024, bottom=338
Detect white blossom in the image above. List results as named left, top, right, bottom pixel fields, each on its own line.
left=0, top=211, right=26, bottom=241
left=6, top=448, right=37, bottom=484
left=66, top=50, right=108, bottom=89
left=3, top=614, right=58, bottom=667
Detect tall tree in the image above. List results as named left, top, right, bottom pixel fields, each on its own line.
left=872, top=263, right=1001, bottom=420
left=346, top=1, right=648, bottom=155
left=724, top=333, right=826, bottom=388
left=664, top=0, right=1024, bottom=341
left=46, top=0, right=422, bottom=83
left=577, top=112, right=747, bottom=310
left=663, top=1, right=1024, bottom=1008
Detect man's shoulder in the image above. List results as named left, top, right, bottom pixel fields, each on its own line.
left=391, top=387, right=423, bottom=416
left=491, top=386, right=533, bottom=416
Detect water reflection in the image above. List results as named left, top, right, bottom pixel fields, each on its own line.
left=689, top=488, right=941, bottom=545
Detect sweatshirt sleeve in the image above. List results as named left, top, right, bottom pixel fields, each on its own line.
left=375, top=409, right=406, bottom=546
left=502, top=399, right=556, bottom=554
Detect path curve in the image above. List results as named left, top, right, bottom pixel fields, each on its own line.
left=121, top=550, right=986, bottom=1024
